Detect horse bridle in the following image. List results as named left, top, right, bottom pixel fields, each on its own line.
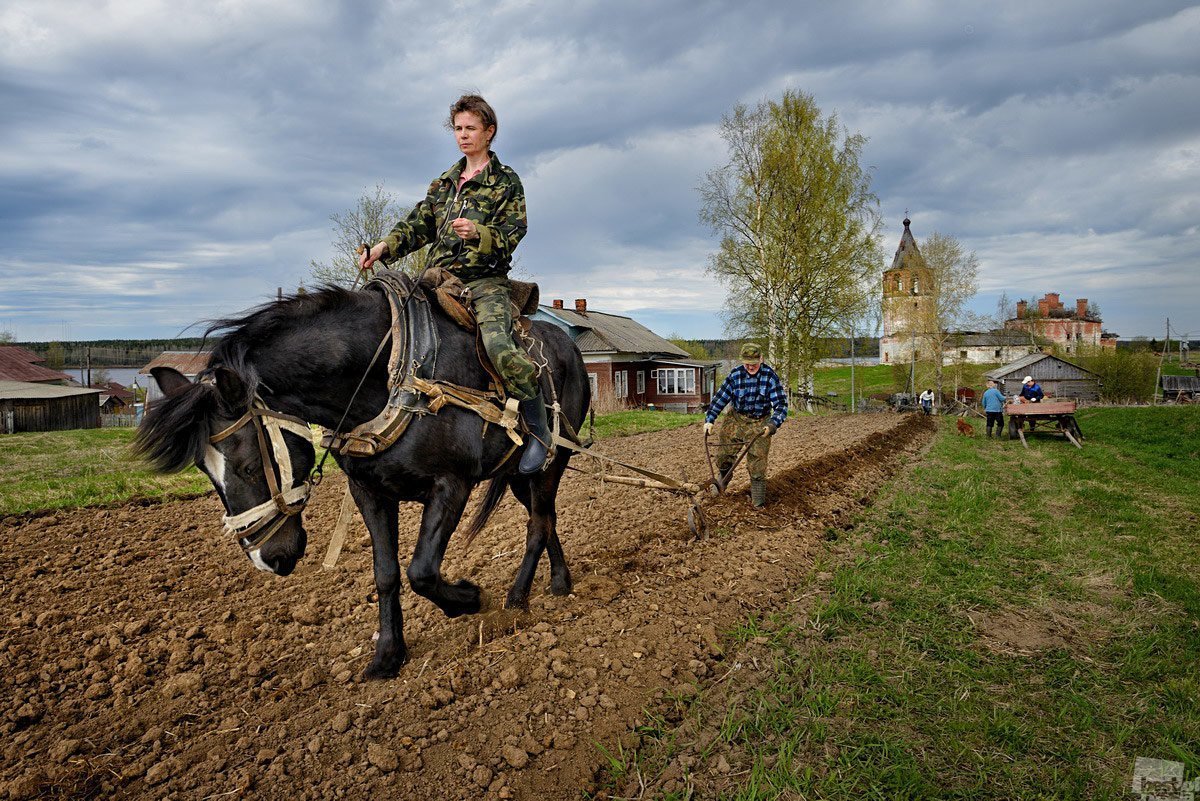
left=209, top=395, right=315, bottom=553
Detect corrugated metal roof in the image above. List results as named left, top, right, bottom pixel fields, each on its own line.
left=0, top=380, right=101, bottom=400
left=0, top=346, right=73, bottom=384
left=139, top=351, right=212, bottom=376
left=1161, top=375, right=1200, bottom=392
left=539, top=307, right=691, bottom=357
left=985, top=352, right=1099, bottom=380
left=949, top=331, right=1036, bottom=348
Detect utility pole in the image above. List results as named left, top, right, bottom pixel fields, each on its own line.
left=1154, top=318, right=1169, bottom=404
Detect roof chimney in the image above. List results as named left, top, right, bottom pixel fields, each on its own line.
left=552, top=299, right=563, bottom=309
left=1076, top=298, right=1088, bottom=318
left=1037, top=298, right=1050, bottom=317
left=574, top=298, right=587, bottom=314
left=1016, top=300, right=1027, bottom=319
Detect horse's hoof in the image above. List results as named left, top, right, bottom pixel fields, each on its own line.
left=548, top=578, right=573, bottom=597
left=504, top=592, right=530, bottom=611
left=362, top=653, right=408, bottom=681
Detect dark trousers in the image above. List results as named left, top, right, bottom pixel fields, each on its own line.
left=986, top=412, right=1004, bottom=435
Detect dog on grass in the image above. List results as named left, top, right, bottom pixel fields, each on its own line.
left=956, top=417, right=975, bottom=437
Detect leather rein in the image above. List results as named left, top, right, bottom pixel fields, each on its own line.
left=208, top=396, right=315, bottom=553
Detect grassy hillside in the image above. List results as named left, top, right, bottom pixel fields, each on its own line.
left=599, top=406, right=1200, bottom=799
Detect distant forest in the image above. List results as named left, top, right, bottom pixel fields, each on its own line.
left=16, top=339, right=209, bottom=368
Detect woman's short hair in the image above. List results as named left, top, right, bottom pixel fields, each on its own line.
left=448, top=95, right=498, bottom=141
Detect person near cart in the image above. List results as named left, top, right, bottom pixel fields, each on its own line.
left=982, top=379, right=1006, bottom=438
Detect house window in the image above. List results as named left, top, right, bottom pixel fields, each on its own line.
left=657, top=367, right=696, bottom=395
left=994, top=349, right=1001, bottom=358
left=959, top=350, right=967, bottom=359
left=912, top=277, right=920, bottom=294
left=588, top=373, right=597, bottom=397
left=614, top=370, right=628, bottom=398
left=636, top=371, right=645, bottom=394
left=897, top=276, right=904, bottom=293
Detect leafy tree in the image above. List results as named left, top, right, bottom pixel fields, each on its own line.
left=45, top=341, right=65, bottom=369
left=668, top=336, right=713, bottom=361
left=700, top=90, right=881, bottom=407
left=310, top=184, right=427, bottom=287
left=0, top=330, right=13, bottom=344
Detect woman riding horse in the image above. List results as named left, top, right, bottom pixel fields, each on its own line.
left=359, top=94, right=549, bottom=474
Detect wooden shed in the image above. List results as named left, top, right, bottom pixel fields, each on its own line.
left=0, top=380, right=101, bottom=433
left=985, top=353, right=1101, bottom=401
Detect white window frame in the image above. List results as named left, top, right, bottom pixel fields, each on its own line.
left=656, top=367, right=696, bottom=395
left=588, top=373, right=598, bottom=397
left=614, top=370, right=628, bottom=398
left=636, top=370, right=645, bottom=394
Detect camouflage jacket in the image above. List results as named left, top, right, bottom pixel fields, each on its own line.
left=381, top=153, right=526, bottom=282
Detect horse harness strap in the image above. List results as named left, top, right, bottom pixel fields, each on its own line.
left=321, top=269, right=523, bottom=459
left=209, top=396, right=314, bottom=552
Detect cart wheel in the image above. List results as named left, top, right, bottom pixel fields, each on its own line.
left=1008, top=419, right=1019, bottom=440
left=687, top=502, right=707, bottom=539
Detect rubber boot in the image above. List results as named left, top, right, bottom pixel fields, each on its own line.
left=518, top=396, right=550, bottom=474
left=750, top=478, right=767, bottom=508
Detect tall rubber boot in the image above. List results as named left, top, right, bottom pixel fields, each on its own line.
left=750, top=478, right=767, bottom=508
left=518, top=396, right=550, bottom=474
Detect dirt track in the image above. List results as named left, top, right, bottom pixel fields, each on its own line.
left=1, top=414, right=932, bottom=800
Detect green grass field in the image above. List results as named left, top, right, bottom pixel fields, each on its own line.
left=0, top=410, right=699, bottom=517
left=813, top=362, right=1001, bottom=402
left=0, top=428, right=212, bottom=517
left=598, top=406, right=1200, bottom=799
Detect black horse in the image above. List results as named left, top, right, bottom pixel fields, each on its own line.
left=135, top=281, right=589, bottom=679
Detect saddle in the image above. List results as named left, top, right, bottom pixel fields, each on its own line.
left=321, top=270, right=529, bottom=459
left=418, top=266, right=540, bottom=333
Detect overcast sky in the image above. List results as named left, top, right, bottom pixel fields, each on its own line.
left=2, top=1, right=1198, bottom=344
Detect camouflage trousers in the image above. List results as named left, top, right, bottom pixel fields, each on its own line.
left=466, top=277, right=539, bottom=401
left=716, top=409, right=772, bottom=481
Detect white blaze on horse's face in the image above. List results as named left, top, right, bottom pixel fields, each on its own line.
left=203, top=444, right=228, bottom=494
left=246, top=547, right=275, bottom=573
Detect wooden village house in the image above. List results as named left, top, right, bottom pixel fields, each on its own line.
left=533, top=299, right=718, bottom=413
left=0, top=380, right=101, bottom=433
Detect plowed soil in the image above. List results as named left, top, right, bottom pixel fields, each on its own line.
left=1, top=414, right=932, bottom=800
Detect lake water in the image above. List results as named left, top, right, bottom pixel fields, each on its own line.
left=64, top=366, right=145, bottom=388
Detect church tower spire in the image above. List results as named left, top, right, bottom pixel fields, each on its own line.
left=880, top=215, right=934, bottom=364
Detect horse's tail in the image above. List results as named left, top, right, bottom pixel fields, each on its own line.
left=460, top=476, right=509, bottom=547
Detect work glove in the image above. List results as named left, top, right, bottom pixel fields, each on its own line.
left=764, top=423, right=777, bottom=437
left=703, top=422, right=714, bottom=436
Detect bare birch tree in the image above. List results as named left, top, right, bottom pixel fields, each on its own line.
left=310, top=184, right=427, bottom=287
left=700, top=91, right=881, bottom=407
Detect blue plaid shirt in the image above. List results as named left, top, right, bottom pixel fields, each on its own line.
left=706, top=364, right=788, bottom=429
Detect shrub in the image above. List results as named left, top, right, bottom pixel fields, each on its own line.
left=1076, top=350, right=1159, bottom=403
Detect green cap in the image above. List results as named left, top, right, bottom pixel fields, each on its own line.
left=739, top=342, right=763, bottom=363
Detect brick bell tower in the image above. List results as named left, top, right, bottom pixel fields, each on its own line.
left=880, top=215, right=934, bottom=364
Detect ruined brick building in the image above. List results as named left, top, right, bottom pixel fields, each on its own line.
left=1005, top=293, right=1117, bottom=354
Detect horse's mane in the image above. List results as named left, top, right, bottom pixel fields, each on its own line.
left=134, top=284, right=355, bottom=472
left=132, top=380, right=219, bottom=473
left=206, top=284, right=356, bottom=377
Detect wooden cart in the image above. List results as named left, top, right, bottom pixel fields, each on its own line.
left=1004, top=400, right=1084, bottom=449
